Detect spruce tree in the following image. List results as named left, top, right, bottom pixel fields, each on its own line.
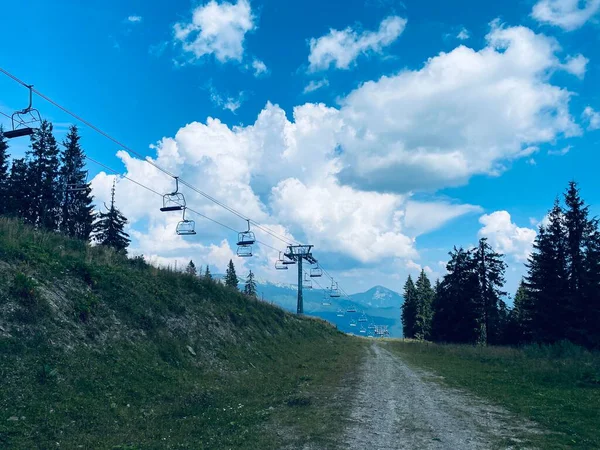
left=414, top=270, right=434, bottom=340
left=204, top=265, right=212, bottom=280
left=473, top=238, right=507, bottom=345
left=0, top=127, right=10, bottom=216
left=526, top=199, right=569, bottom=344
left=59, top=125, right=94, bottom=241
left=7, top=159, right=30, bottom=218
left=582, top=219, right=600, bottom=348
left=511, top=280, right=535, bottom=344
left=93, top=181, right=130, bottom=254
left=401, top=275, right=418, bottom=338
left=185, top=260, right=197, bottom=276
left=243, top=270, right=257, bottom=298
left=225, top=259, right=238, bottom=288
left=27, top=120, right=62, bottom=230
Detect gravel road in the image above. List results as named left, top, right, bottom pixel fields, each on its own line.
left=341, top=343, right=535, bottom=450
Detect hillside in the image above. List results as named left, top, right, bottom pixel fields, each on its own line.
left=0, top=218, right=364, bottom=449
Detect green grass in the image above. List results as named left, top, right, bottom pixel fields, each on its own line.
left=0, top=218, right=365, bottom=448
left=386, top=340, right=600, bottom=450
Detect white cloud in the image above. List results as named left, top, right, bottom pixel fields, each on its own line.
left=403, top=201, right=482, bottom=236
left=252, top=59, right=268, bottom=76
left=336, top=21, right=581, bottom=193
left=303, top=79, right=329, bottom=94
left=206, top=83, right=247, bottom=113
left=173, top=0, right=255, bottom=63
left=532, top=0, right=600, bottom=30
left=548, top=145, right=571, bottom=155
left=478, top=211, right=537, bottom=262
left=583, top=106, right=600, bottom=130
left=127, top=15, right=142, bottom=23
left=561, top=54, right=588, bottom=78
left=308, top=15, right=407, bottom=71
left=457, top=27, right=470, bottom=40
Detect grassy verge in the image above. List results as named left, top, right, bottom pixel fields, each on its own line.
left=386, top=340, right=600, bottom=450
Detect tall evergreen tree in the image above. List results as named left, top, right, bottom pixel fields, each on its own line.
left=0, top=127, right=10, bottom=216
left=473, top=238, right=507, bottom=345
left=225, top=259, right=238, bottom=288
left=582, top=218, right=600, bottom=348
left=27, top=120, right=62, bottom=229
left=185, top=260, right=197, bottom=276
left=414, top=270, right=434, bottom=340
left=93, top=181, right=130, bottom=254
left=7, top=158, right=30, bottom=218
left=526, top=199, right=569, bottom=344
left=401, top=275, right=418, bottom=338
left=431, top=247, right=479, bottom=343
left=59, top=125, right=94, bottom=241
left=510, top=280, right=535, bottom=344
left=204, top=265, right=212, bottom=280
left=243, top=270, right=257, bottom=298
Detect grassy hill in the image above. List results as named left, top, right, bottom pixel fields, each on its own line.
left=0, top=218, right=364, bottom=449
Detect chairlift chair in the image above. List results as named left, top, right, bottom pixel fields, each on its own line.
left=346, top=306, right=357, bottom=313
left=336, top=309, right=345, bottom=317
left=309, top=265, right=322, bottom=278
left=237, top=219, right=255, bottom=246
left=359, top=326, right=366, bottom=334
left=237, top=245, right=253, bottom=258
left=349, top=319, right=357, bottom=327
left=358, top=313, right=368, bottom=322
left=3, top=85, right=42, bottom=139
left=176, top=208, right=197, bottom=236
left=275, top=252, right=288, bottom=270
left=160, top=177, right=186, bottom=212
left=302, top=273, right=313, bottom=289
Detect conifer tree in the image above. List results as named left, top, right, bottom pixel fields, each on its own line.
left=243, top=270, right=257, bottom=298
left=27, top=120, right=62, bottom=229
left=582, top=219, right=600, bottom=348
left=204, top=265, right=212, bottom=280
left=401, top=275, right=418, bottom=338
left=511, top=280, right=534, bottom=344
left=0, top=128, right=10, bottom=216
left=7, top=159, right=30, bottom=218
left=185, top=260, right=197, bottom=276
left=414, top=270, right=434, bottom=340
left=93, top=181, right=130, bottom=254
left=59, top=125, right=94, bottom=241
left=225, top=259, right=238, bottom=288
left=526, top=199, right=569, bottom=344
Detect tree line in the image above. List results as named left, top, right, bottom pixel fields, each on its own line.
left=0, top=121, right=130, bottom=253
left=185, top=258, right=258, bottom=298
left=402, top=181, right=600, bottom=349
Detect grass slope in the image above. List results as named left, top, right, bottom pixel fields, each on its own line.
left=387, top=340, right=600, bottom=450
left=0, top=218, right=364, bottom=449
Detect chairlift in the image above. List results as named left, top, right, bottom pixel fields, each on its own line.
left=3, top=85, right=42, bottom=139
left=237, top=219, right=255, bottom=246
left=303, top=273, right=313, bottom=289
left=346, top=306, right=357, bottom=313
left=330, top=281, right=341, bottom=298
left=368, top=323, right=376, bottom=330
left=275, top=252, right=288, bottom=270
left=310, top=265, right=322, bottom=278
left=359, top=326, right=366, bottom=334
left=282, top=256, right=296, bottom=265
left=176, top=208, right=197, bottom=236
left=349, top=319, right=357, bottom=327
left=66, top=171, right=89, bottom=193
left=160, top=177, right=186, bottom=212
left=237, top=245, right=253, bottom=258
left=336, top=309, right=345, bottom=317
left=358, top=313, right=368, bottom=322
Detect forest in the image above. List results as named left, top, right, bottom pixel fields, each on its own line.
left=402, top=181, right=600, bottom=349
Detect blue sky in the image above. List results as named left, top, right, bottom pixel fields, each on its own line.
left=1, top=0, right=600, bottom=298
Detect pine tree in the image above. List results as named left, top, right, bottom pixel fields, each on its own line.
left=431, top=247, right=479, bottom=343
left=243, top=270, right=257, bottom=298
left=93, top=181, right=130, bottom=254
left=526, top=199, right=569, bottom=344
left=27, top=120, right=62, bottom=230
left=414, top=270, right=434, bottom=340
left=204, top=265, right=212, bottom=280
left=582, top=219, right=600, bottom=348
left=473, top=238, right=507, bottom=345
left=401, top=275, right=418, bottom=338
left=185, top=260, right=197, bottom=276
left=59, top=125, right=94, bottom=241
left=225, top=259, right=238, bottom=288
left=0, top=127, right=10, bottom=216
left=511, top=280, right=535, bottom=344
left=7, top=159, right=30, bottom=218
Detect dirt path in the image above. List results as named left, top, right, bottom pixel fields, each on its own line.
left=341, top=342, right=535, bottom=450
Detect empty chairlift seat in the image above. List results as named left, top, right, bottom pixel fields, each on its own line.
left=4, top=85, right=42, bottom=140
left=161, top=177, right=185, bottom=212
left=176, top=209, right=196, bottom=236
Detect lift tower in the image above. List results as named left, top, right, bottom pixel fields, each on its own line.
left=284, top=245, right=317, bottom=315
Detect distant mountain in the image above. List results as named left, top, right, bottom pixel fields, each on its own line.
left=250, top=280, right=404, bottom=337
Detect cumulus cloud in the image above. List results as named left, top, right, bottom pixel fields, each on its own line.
left=561, top=54, right=588, bottom=78
left=127, top=15, right=142, bottom=23
left=205, top=83, right=247, bottom=113
left=548, top=145, right=571, bottom=155
left=252, top=59, right=268, bottom=76
left=531, top=0, right=600, bottom=30
left=478, top=211, right=537, bottom=262
left=303, top=79, right=329, bottom=94
left=336, top=21, right=581, bottom=193
left=457, top=27, right=470, bottom=40
left=173, top=0, right=255, bottom=63
left=308, top=15, right=407, bottom=71
left=582, top=106, right=600, bottom=130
